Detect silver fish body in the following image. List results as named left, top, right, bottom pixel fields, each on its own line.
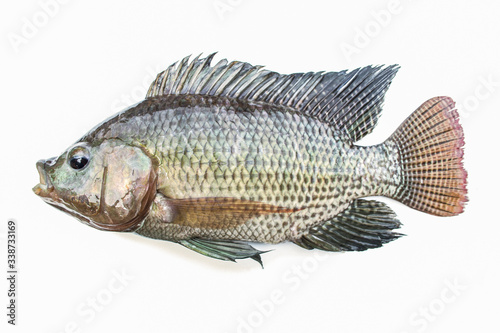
left=84, top=95, right=399, bottom=242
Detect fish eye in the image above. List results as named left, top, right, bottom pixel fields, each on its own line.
left=69, top=156, right=89, bottom=170
left=67, top=145, right=90, bottom=170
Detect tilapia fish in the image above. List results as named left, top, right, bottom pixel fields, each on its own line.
left=33, top=54, right=467, bottom=265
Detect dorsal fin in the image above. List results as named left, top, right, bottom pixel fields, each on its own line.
left=146, top=53, right=399, bottom=142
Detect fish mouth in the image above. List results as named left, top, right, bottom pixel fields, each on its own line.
left=32, top=158, right=100, bottom=230
left=33, top=160, right=55, bottom=199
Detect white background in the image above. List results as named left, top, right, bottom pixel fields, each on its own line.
left=1, top=0, right=499, bottom=332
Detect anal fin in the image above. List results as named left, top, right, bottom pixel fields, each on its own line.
left=178, top=238, right=269, bottom=267
left=294, top=199, right=403, bottom=251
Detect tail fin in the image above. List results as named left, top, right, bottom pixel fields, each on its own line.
left=388, top=97, right=467, bottom=216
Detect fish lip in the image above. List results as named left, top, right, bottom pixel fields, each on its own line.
left=33, top=160, right=54, bottom=197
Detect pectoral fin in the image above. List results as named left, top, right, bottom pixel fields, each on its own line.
left=178, top=238, right=269, bottom=267
left=159, top=196, right=301, bottom=229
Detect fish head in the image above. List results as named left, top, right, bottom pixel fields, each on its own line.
left=33, top=139, right=157, bottom=232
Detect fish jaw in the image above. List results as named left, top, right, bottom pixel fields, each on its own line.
left=33, top=158, right=74, bottom=212
left=33, top=159, right=57, bottom=201
left=33, top=158, right=113, bottom=230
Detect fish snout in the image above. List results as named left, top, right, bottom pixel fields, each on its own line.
left=33, top=159, right=55, bottom=196
left=43, top=157, right=57, bottom=167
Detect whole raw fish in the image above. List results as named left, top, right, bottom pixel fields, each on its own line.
left=33, top=54, right=467, bottom=265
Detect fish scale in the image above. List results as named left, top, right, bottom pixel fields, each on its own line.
left=93, top=95, right=387, bottom=243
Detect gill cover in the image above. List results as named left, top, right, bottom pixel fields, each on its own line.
left=89, top=140, right=157, bottom=231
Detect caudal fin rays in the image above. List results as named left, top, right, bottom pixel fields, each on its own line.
left=387, top=96, right=467, bottom=216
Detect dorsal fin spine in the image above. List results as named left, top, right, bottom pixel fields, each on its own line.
left=211, top=61, right=243, bottom=96
left=225, top=65, right=262, bottom=97
left=170, top=56, right=190, bottom=94
left=177, top=54, right=198, bottom=94
left=213, top=61, right=243, bottom=95
left=247, top=73, right=278, bottom=100
left=189, top=53, right=215, bottom=94
left=292, top=72, right=322, bottom=107
left=159, top=65, right=175, bottom=97
left=221, top=63, right=253, bottom=96
left=198, top=59, right=227, bottom=95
